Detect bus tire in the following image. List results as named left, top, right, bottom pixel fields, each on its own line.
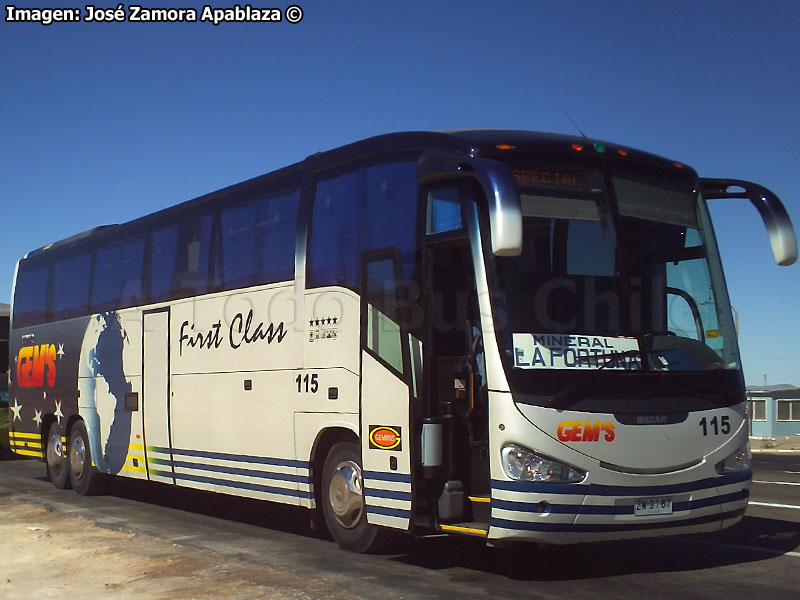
left=45, top=421, right=71, bottom=489
left=68, top=421, right=107, bottom=496
left=321, top=441, right=383, bottom=553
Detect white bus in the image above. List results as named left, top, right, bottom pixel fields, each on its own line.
left=8, top=131, right=797, bottom=551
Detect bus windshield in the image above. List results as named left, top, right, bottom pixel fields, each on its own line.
left=492, top=159, right=741, bottom=407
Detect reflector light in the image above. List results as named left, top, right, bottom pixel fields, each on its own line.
left=496, top=144, right=514, bottom=150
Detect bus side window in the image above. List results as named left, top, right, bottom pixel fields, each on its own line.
left=308, top=160, right=418, bottom=290
left=221, top=189, right=299, bottom=290
left=53, top=251, right=92, bottom=320
left=91, top=236, right=145, bottom=313
left=13, top=263, right=50, bottom=327
left=364, top=257, right=403, bottom=374
left=426, top=187, right=463, bottom=235
left=150, top=224, right=179, bottom=303
left=173, top=214, right=213, bottom=297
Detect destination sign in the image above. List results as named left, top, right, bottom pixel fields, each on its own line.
left=511, top=169, right=584, bottom=188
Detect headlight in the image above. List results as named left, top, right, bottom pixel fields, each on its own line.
left=715, top=443, right=751, bottom=474
left=501, top=443, right=586, bottom=483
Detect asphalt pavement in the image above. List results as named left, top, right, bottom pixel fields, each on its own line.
left=1, top=453, right=799, bottom=599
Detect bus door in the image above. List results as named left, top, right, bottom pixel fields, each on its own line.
left=422, top=183, right=490, bottom=529
left=142, top=309, right=174, bottom=484
left=359, top=250, right=415, bottom=531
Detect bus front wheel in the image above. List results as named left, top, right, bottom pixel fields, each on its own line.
left=321, top=441, right=383, bottom=552
left=68, top=421, right=107, bottom=495
left=46, top=421, right=70, bottom=489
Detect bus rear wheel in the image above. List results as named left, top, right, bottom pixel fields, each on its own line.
left=321, top=441, right=383, bottom=553
left=46, top=421, right=70, bottom=489
left=68, top=421, right=107, bottom=495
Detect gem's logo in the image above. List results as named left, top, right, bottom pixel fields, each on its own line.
left=369, top=426, right=402, bottom=451
left=557, top=421, right=615, bottom=442
left=17, top=344, right=57, bottom=388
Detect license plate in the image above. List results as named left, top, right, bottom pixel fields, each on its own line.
left=634, top=497, right=673, bottom=516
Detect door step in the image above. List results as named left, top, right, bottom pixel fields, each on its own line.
left=468, top=494, right=491, bottom=523
left=440, top=522, right=488, bottom=537
left=439, top=495, right=491, bottom=537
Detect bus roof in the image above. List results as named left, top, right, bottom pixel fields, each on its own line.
left=22, top=129, right=689, bottom=259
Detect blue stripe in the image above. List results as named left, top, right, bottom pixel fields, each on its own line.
left=363, top=471, right=411, bottom=483
left=493, top=490, right=748, bottom=516
left=491, top=470, right=751, bottom=497
left=173, top=471, right=311, bottom=499
left=169, top=447, right=308, bottom=469
left=491, top=508, right=746, bottom=533
left=364, top=488, right=412, bottom=501
left=366, top=505, right=410, bottom=519
left=172, top=460, right=311, bottom=484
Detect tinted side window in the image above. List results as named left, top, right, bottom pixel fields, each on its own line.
left=13, top=262, right=50, bottom=327
left=308, top=170, right=362, bottom=288
left=53, top=251, right=92, bottom=320
left=426, top=186, right=463, bottom=234
left=308, top=160, right=418, bottom=288
left=91, top=237, right=145, bottom=312
left=222, top=189, right=299, bottom=289
left=363, top=162, right=418, bottom=282
left=150, top=224, right=179, bottom=303
left=171, top=214, right=214, bottom=297
left=364, top=257, right=403, bottom=373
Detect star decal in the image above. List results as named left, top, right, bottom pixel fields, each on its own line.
left=10, top=398, right=22, bottom=422
left=33, top=409, right=42, bottom=428
left=56, top=344, right=65, bottom=359
left=54, top=400, right=64, bottom=424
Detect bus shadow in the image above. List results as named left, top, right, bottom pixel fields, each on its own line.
left=391, top=516, right=800, bottom=580
left=105, top=476, right=322, bottom=539
left=91, top=476, right=800, bottom=580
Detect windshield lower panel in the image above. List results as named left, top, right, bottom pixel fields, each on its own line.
left=491, top=158, right=743, bottom=411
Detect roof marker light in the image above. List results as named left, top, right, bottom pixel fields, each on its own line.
left=617, top=149, right=629, bottom=157
left=672, top=162, right=685, bottom=169
left=571, top=143, right=584, bottom=152
left=593, top=142, right=606, bottom=154
left=496, top=144, right=514, bottom=150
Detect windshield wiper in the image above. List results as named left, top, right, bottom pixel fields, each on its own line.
left=548, top=350, right=642, bottom=410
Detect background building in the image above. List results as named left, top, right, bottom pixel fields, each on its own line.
left=747, top=384, right=800, bottom=438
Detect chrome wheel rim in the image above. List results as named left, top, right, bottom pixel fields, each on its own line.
left=69, top=436, right=86, bottom=481
left=328, top=460, right=364, bottom=529
left=46, top=431, right=63, bottom=474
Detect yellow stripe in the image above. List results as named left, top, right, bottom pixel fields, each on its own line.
left=13, top=449, right=45, bottom=458
left=440, top=524, right=488, bottom=536
left=129, top=443, right=145, bottom=451
left=11, top=441, right=42, bottom=449
left=9, top=432, right=40, bottom=440
left=122, top=464, right=147, bottom=474
left=468, top=496, right=491, bottom=503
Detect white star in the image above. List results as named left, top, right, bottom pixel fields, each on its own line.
left=54, top=400, right=63, bottom=424
left=56, top=344, right=65, bottom=359
left=33, top=409, right=42, bottom=428
left=10, top=399, right=22, bottom=422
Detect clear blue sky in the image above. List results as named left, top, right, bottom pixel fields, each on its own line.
left=2, top=0, right=798, bottom=386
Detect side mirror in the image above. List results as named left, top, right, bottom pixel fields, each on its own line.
left=700, top=178, right=797, bottom=266
left=419, top=151, right=522, bottom=256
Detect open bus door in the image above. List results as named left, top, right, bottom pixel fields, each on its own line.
left=419, top=183, right=492, bottom=535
